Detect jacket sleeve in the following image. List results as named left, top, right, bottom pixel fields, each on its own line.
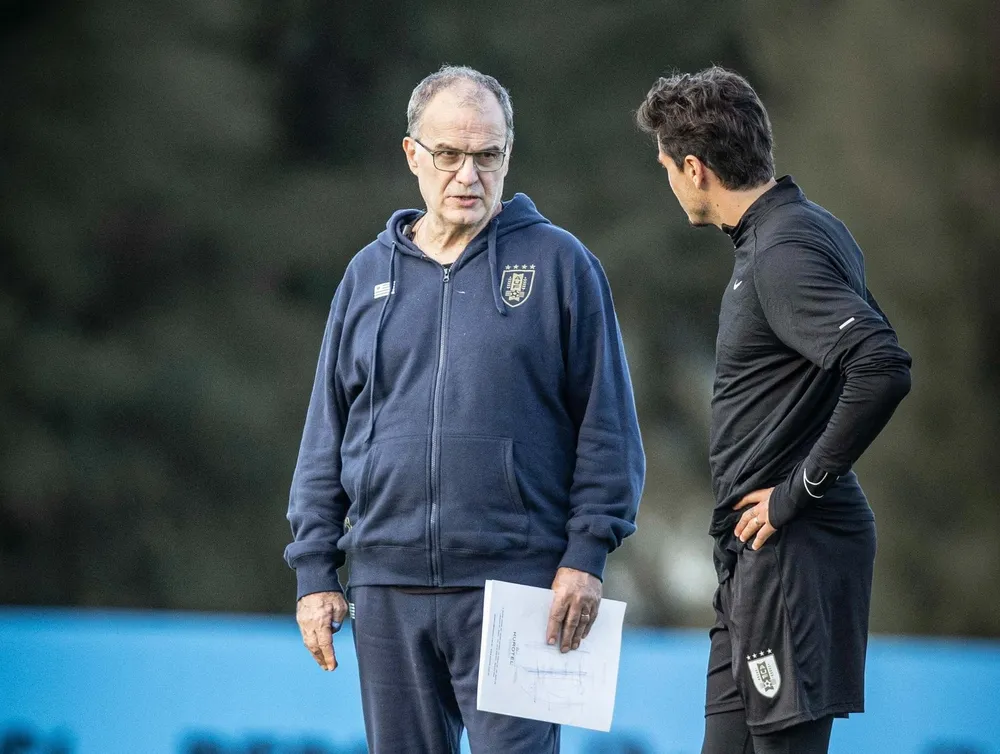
left=559, top=251, right=646, bottom=579
left=754, top=243, right=912, bottom=527
left=283, top=284, right=353, bottom=599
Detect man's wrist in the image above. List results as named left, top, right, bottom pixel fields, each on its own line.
left=769, top=459, right=838, bottom=528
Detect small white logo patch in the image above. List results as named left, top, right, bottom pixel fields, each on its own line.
left=500, top=264, right=536, bottom=307
left=747, top=649, right=781, bottom=698
left=803, top=468, right=831, bottom=499
left=733, top=279, right=744, bottom=290
left=838, top=316, right=856, bottom=330
left=374, top=281, right=396, bottom=300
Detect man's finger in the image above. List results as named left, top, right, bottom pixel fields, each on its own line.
left=546, top=596, right=569, bottom=646
left=737, top=508, right=764, bottom=542
left=315, top=627, right=335, bottom=671
left=321, top=643, right=337, bottom=672
left=304, top=637, right=326, bottom=669
left=569, top=605, right=593, bottom=649
left=733, top=490, right=766, bottom=510
left=561, top=611, right=581, bottom=653
left=581, top=603, right=599, bottom=641
left=310, top=647, right=326, bottom=668
left=752, top=524, right=776, bottom=551
left=331, top=597, right=350, bottom=624
left=734, top=507, right=757, bottom=539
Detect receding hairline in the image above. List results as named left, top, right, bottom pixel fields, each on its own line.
left=429, top=81, right=504, bottom=114
left=407, top=65, right=514, bottom=142
left=412, top=83, right=507, bottom=141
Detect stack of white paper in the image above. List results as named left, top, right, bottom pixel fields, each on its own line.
left=475, top=579, right=627, bottom=732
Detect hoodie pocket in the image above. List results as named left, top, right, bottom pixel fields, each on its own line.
left=354, top=436, right=429, bottom=548
left=438, top=436, right=529, bottom=553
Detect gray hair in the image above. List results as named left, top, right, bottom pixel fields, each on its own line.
left=406, top=65, right=514, bottom=143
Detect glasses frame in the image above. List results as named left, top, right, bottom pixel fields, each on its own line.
left=410, top=137, right=509, bottom=173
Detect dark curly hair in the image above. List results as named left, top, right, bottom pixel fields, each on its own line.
left=636, top=66, right=774, bottom=190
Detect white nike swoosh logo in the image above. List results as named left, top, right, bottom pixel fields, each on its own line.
left=802, top=468, right=830, bottom=499
left=733, top=280, right=743, bottom=290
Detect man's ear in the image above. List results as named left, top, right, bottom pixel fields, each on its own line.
left=402, top=136, right=419, bottom=175
left=684, top=155, right=709, bottom=189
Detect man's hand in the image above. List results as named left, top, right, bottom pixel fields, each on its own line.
left=546, top=566, right=602, bottom=653
left=296, top=591, right=349, bottom=671
left=734, top=487, right=778, bottom=550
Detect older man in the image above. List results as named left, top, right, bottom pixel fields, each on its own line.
left=284, top=65, right=644, bottom=753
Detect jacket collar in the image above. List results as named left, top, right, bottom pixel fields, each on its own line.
left=721, top=175, right=803, bottom=247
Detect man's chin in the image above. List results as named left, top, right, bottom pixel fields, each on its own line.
left=686, top=207, right=714, bottom=228
left=443, top=207, right=485, bottom=227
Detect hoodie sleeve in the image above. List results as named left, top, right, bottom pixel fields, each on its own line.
left=753, top=242, right=912, bottom=527
left=559, top=250, right=645, bottom=579
left=283, top=283, right=353, bottom=599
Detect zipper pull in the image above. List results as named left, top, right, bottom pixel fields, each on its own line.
left=443, top=266, right=450, bottom=283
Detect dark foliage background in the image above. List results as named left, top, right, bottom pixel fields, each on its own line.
left=2, top=0, right=997, bottom=636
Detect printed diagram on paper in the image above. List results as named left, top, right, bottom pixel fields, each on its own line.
left=476, top=580, right=626, bottom=731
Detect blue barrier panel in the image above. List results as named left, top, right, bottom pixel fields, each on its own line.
left=1, top=608, right=998, bottom=753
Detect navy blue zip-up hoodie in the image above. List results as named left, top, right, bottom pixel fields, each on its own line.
left=285, top=193, right=645, bottom=598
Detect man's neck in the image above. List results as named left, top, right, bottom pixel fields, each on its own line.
left=713, top=178, right=777, bottom=230
left=413, top=207, right=499, bottom=264
left=413, top=216, right=480, bottom=264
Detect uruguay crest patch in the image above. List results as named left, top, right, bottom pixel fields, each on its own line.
left=746, top=649, right=781, bottom=698
left=500, top=264, right=535, bottom=307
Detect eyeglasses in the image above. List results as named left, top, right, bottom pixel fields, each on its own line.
left=411, top=137, right=508, bottom=173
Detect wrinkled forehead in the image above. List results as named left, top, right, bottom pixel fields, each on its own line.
left=417, top=84, right=508, bottom=145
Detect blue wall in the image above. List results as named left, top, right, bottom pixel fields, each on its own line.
left=1, top=609, right=997, bottom=753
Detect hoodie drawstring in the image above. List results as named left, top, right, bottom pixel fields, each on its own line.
left=366, top=241, right=397, bottom=446
left=487, top=219, right=506, bottom=316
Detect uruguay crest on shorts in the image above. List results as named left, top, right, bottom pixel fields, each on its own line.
left=747, top=649, right=781, bottom=698
left=501, top=264, right=535, bottom=307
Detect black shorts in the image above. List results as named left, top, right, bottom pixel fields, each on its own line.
left=705, top=516, right=877, bottom=735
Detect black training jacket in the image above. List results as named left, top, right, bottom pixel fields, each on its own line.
left=709, top=176, right=911, bottom=540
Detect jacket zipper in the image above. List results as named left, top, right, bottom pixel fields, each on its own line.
left=428, top=263, right=452, bottom=586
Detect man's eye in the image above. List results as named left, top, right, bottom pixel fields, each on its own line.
left=480, top=152, right=502, bottom=161
left=438, top=150, right=461, bottom=159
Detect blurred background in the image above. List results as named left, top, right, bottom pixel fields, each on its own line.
left=2, top=0, right=999, bottom=638
left=4, top=1, right=1000, bottom=752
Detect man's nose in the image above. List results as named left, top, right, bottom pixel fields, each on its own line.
left=454, top=154, right=480, bottom=184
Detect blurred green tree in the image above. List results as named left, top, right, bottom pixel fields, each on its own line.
left=0, top=0, right=996, bottom=635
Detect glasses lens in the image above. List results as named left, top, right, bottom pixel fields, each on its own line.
left=433, top=150, right=464, bottom=171
left=474, top=151, right=505, bottom=172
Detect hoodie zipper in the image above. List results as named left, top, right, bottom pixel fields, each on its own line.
left=428, top=263, right=452, bottom=586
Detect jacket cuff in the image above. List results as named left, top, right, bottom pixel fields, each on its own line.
left=294, top=553, right=344, bottom=600
left=769, top=459, right=837, bottom=528
left=558, top=533, right=609, bottom=581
